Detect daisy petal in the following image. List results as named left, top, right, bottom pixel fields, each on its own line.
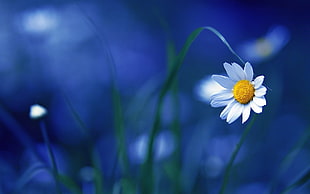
left=244, top=62, right=254, bottom=81
left=227, top=102, right=243, bottom=124
left=210, top=90, right=233, bottom=101
left=242, top=104, right=251, bottom=124
left=212, top=75, right=235, bottom=89
left=250, top=101, right=262, bottom=113
left=220, top=101, right=235, bottom=120
left=211, top=99, right=234, bottom=108
left=223, top=62, right=239, bottom=81
left=254, top=86, right=267, bottom=97
left=253, top=96, right=266, bottom=106
left=253, top=76, right=265, bottom=89
left=232, top=62, right=246, bottom=80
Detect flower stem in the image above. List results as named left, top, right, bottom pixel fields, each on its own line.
left=0, top=105, right=42, bottom=161
left=219, top=116, right=256, bottom=194
left=40, top=121, right=62, bottom=194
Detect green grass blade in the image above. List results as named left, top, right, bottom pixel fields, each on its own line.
left=140, top=27, right=203, bottom=194
left=219, top=116, right=256, bottom=194
left=141, top=26, right=245, bottom=194
left=57, top=174, right=83, bottom=194
left=203, top=27, right=245, bottom=64
left=280, top=167, right=310, bottom=194
left=92, top=148, right=105, bottom=194
left=74, top=2, right=129, bottom=176
left=167, top=40, right=177, bottom=72
left=112, top=87, right=129, bottom=175
left=63, top=92, right=106, bottom=193
left=63, top=93, right=91, bottom=138
left=166, top=40, right=182, bottom=193
left=40, top=121, right=62, bottom=194
left=125, top=76, right=160, bottom=129
left=269, top=127, right=310, bottom=193
left=14, top=163, right=83, bottom=194
left=121, top=179, right=137, bottom=194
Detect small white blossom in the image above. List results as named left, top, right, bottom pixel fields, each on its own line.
left=238, top=25, right=290, bottom=63
left=29, top=104, right=47, bottom=119
left=195, top=75, right=225, bottom=103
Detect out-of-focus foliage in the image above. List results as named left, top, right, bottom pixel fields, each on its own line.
left=1, top=0, right=310, bottom=193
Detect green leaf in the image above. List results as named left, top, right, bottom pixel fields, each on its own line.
left=121, top=178, right=137, bottom=194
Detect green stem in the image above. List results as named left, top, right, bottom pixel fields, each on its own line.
left=219, top=116, right=256, bottom=194
left=40, top=121, right=62, bottom=194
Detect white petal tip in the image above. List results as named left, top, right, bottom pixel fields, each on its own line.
left=227, top=119, right=237, bottom=124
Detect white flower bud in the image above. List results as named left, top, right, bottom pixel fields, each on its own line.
left=29, top=104, right=47, bottom=119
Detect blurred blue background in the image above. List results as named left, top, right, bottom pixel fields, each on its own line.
left=0, top=0, right=310, bottom=193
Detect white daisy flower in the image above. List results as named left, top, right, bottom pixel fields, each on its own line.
left=210, top=62, right=267, bottom=124
left=237, top=25, right=290, bottom=63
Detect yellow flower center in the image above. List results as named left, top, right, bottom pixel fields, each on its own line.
left=233, top=80, right=255, bottom=104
